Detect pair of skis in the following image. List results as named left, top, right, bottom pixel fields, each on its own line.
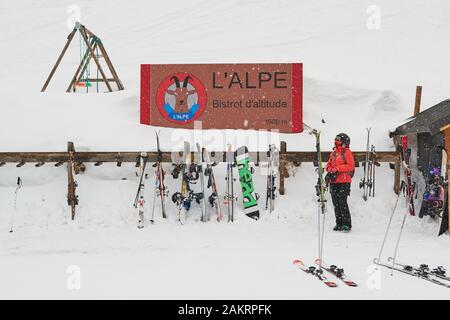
left=172, top=142, right=228, bottom=224
left=133, top=151, right=149, bottom=229
left=386, top=257, right=450, bottom=282
left=293, top=259, right=357, bottom=287
left=150, top=132, right=168, bottom=223
left=133, top=131, right=168, bottom=228
left=171, top=141, right=205, bottom=224
left=224, top=144, right=237, bottom=222
left=266, top=144, right=279, bottom=215
left=373, top=258, right=450, bottom=288
left=400, top=136, right=417, bottom=216
left=360, top=128, right=378, bottom=200
left=204, top=148, right=223, bottom=222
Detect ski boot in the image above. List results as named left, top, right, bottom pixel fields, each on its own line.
left=404, top=265, right=414, bottom=272
left=418, top=264, right=431, bottom=277
left=138, top=211, right=144, bottom=229
left=330, top=265, right=345, bottom=279
left=432, top=266, right=447, bottom=277
left=333, top=225, right=342, bottom=231
left=308, top=266, right=325, bottom=280
left=341, top=225, right=351, bottom=233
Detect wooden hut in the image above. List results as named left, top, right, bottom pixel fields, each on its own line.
left=392, top=99, right=449, bottom=235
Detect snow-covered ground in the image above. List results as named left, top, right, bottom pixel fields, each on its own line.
left=0, top=0, right=449, bottom=299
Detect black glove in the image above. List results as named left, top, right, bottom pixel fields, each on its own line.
left=325, top=172, right=337, bottom=183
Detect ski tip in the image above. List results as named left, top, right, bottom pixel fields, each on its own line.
left=293, top=259, right=303, bottom=265
left=314, top=258, right=321, bottom=265
left=344, top=281, right=358, bottom=287
left=324, top=281, right=338, bottom=287
left=247, top=215, right=260, bottom=221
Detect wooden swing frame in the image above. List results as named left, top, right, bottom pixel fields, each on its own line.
left=41, top=22, right=124, bottom=93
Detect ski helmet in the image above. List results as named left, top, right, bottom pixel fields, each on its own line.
left=335, top=133, right=350, bottom=146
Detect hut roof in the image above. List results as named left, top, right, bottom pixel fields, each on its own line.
left=394, top=99, right=450, bottom=136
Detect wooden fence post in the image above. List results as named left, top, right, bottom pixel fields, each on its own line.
left=413, top=85, right=422, bottom=116
left=67, top=142, right=78, bottom=220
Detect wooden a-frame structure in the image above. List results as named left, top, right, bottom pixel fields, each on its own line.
left=41, top=22, right=124, bottom=93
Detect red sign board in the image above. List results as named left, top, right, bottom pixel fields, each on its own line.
left=140, top=63, right=303, bottom=133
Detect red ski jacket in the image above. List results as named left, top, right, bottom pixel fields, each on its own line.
left=325, top=146, right=355, bottom=184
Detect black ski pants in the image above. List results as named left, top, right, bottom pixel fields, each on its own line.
left=330, top=183, right=351, bottom=228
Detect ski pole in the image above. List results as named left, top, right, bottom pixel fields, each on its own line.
left=150, top=180, right=158, bottom=223
left=10, top=177, right=22, bottom=233
left=363, top=128, right=371, bottom=200
left=318, top=179, right=327, bottom=271
left=372, top=156, right=376, bottom=197
left=376, top=192, right=401, bottom=266
left=196, top=143, right=208, bottom=222
left=266, top=145, right=271, bottom=212
left=317, top=203, right=322, bottom=270
left=133, top=154, right=148, bottom=208
left=390, top=211, right=408, bottom=276
left=319, top=204, right=327, bottom=272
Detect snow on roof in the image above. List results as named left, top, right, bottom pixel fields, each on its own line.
left=394, top=99, right=450, bottom=136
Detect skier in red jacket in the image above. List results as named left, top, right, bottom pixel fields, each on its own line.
left=325, top=133, right=355, bottom=232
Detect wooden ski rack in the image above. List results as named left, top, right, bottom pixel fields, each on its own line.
left=0, top=141, right=400, bottom=220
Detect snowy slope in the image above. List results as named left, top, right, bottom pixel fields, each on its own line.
left=1, top=162, right=448, bottom=299
left=0, top=0, right=449, bottom=299
left=1, top=0, right=449, bottom=151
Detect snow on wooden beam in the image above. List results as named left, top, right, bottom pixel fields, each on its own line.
left=0, top=150, right=399, bottom=164
left=0, top=142, right=401, bottom=199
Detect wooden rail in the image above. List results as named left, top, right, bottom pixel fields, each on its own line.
left=0, top=151, right=399, bottom=164
left=0, top=141, right=400, bottom=220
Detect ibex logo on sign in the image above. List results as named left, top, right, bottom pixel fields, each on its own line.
left=156, top=73, right=207, bottom=124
